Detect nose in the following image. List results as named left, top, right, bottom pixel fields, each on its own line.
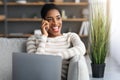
left=52, top=19, right=57, bottom=25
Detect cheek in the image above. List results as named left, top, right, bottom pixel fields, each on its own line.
left=59, top=21, right=62, bottom=26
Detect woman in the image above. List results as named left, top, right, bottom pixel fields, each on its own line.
left=26, top=3, right=89, bottom=80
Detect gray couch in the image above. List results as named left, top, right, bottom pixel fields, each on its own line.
left=0, top=38, right=26, bottom=80
left=0, top=38, right=89, bottom=80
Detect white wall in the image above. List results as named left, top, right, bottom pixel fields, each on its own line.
left=110, top=0, right=120, bottom=66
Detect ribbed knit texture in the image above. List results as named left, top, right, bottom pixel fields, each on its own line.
left=26, top=32, right=86, bottom=80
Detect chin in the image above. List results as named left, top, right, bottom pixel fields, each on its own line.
left=51, top=32, right=61, bottom=37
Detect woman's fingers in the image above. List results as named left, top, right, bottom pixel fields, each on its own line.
left=41, top=19, right=49, bottom=36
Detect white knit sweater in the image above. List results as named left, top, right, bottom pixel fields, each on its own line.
left=26, top=32, right=86, bottom=80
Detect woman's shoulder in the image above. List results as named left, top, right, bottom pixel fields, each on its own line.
left=63, top=32, right=79, bottom=37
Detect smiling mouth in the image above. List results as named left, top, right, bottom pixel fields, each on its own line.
left=52, top=26, right=59, bottom=32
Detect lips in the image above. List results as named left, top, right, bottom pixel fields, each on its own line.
left=52, top=26, right=59, bottom=32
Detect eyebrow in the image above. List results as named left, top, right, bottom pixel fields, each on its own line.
left=46, top=15, right=61, bottom=19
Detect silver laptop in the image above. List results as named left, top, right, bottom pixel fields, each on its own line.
left=12, top=53, right=62, bottom=80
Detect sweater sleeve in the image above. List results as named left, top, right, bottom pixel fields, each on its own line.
left=60, top=33, right=86, bottom=59
left=36, top=35, right=47, bottom=54
left=26, top=35, right=37, bottom=53
left=26, top=35, right=47, bottom=54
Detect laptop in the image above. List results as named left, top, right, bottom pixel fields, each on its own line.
left=12, top=53, right=62, bottom=80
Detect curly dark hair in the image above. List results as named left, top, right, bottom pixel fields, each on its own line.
left=41, top=3, right=62, bottom=19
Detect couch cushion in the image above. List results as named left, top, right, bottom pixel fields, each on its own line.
left=0, top=38, right=27, bottom=80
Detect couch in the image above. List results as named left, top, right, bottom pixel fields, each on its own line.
left=0, top=38, right=89, bottom=80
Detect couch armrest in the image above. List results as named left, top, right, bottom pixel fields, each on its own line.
left=67, top=55, right=89, bottom=80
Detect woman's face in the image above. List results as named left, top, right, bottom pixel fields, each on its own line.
left=45, top=9, right=62, bottom=37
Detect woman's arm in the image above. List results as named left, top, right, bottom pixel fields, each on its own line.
left=26, top=35, right=37, bottom=53
left=27, top=19, right=49, bottom=53
left=26, top=35, right=47, bottom=54
left=36, top=35, right=47, bottom=54
left=60, top=33, right=86, bottom=59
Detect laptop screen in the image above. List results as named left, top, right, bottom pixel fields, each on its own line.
left=12, top=53, right=62, bottom=80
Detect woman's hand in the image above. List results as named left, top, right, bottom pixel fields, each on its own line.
left=41, top=19, right=49, bottom=36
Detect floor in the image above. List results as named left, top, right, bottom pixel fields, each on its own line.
left=85, top=55, right=120, bottom=80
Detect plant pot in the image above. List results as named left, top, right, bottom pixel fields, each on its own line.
left=91, top=63, right=105, bottom=78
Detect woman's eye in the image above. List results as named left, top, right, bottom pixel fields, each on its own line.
left=57, top=17, right=61, bottom=20
left=46, top=18, right=52, bottom=22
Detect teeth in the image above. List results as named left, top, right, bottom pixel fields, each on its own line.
left=52, top=27, right=59, bottom=31
left=53, top=27, right=58, bottom=29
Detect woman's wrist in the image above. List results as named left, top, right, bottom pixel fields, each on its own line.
left=41, top=28, right=48, bottom=37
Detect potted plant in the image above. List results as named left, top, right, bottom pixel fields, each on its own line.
left=89, top=0, right=110, bottom=78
